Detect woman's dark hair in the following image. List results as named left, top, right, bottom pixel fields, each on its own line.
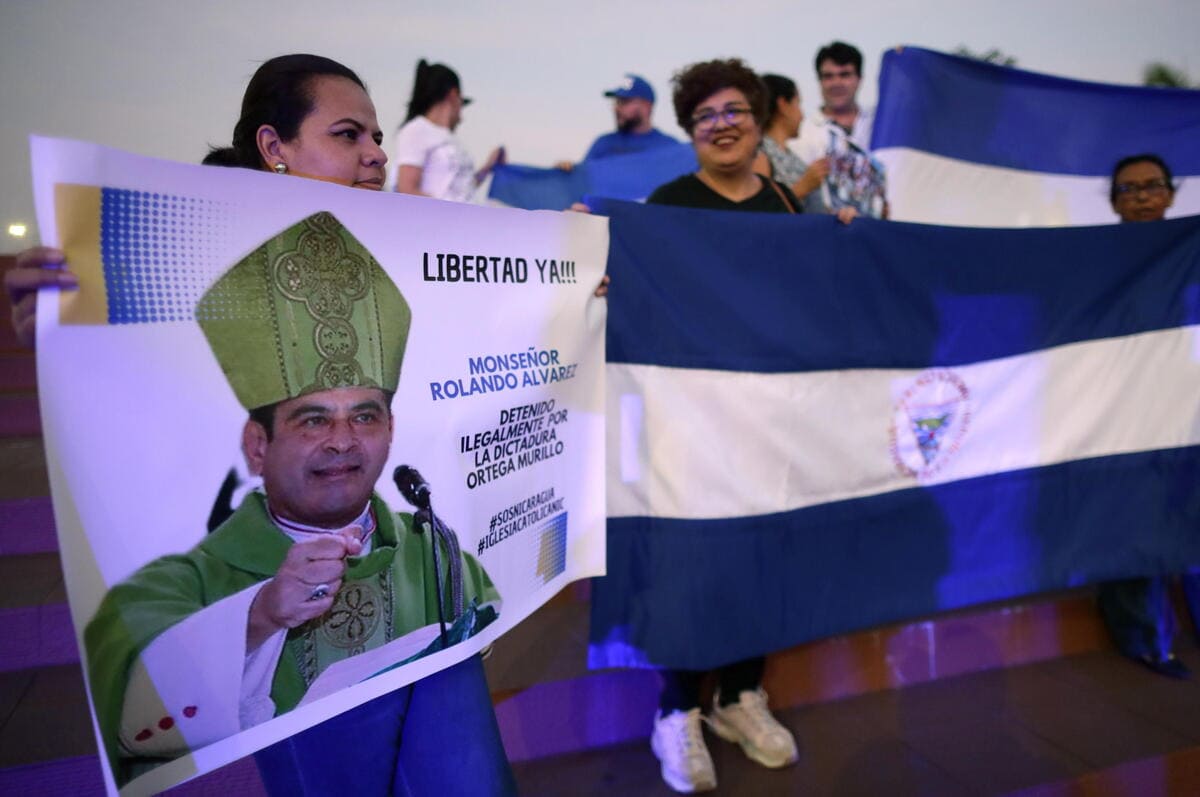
left=815, top=41, right=863, bottom=77
left=404, top=59, right=463, bottom=122
left=671, top=58, right=768, bottom=134
left=760, top=73, right=798, bottom=127
left=205, top=54, right=366, bottom=169
left=1110, top=153, right=1176, bottom=202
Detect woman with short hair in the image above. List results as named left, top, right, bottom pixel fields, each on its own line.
left=639, top=57, right=808, bottom=795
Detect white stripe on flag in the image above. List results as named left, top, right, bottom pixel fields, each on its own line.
left=877, top=148, right=1200, bottom=227
left=607, top=325, right=1200, bottom=520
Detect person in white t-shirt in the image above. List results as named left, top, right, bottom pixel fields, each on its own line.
left=391, top=59, right=504, bottom=202
left=791, top=41, right=874, bottom=163
left=790, top=41, right=888, bottom=219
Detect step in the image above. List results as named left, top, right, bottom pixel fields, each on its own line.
left=0, top=756, right=104, bottom=797
left=509, top=647, right=1200, bottom=796
left=0, top=395, right=40, bottom=437
left=0, top=437, right=48, bottom=499
left=0, top=255, right=22, bottom=353
left=8, top=649, right=1200, bottom=797
left=1010, top=746, right=1200, bottom=796
left=0, top=664, right=97, bottom=769
left=0, top=603, right=77, bottom=673
left=0, top=552, right=76, bottom=673
left=0, top=581, right=1120, bottom=765
left=0, top=753, right=267, bottom=796
left=487, top=586, right=1115, bottom=763
left=0, top=497, right=58, bottom=555
left=0, top=353, right=36, bottom=393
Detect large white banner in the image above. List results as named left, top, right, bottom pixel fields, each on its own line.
left=30, top=136, right=608, bottom=796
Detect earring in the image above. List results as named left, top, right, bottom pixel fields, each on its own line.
left=273, top=162, right=288, bottom=174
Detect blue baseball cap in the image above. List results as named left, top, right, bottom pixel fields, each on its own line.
left=604, top=74, right=655, bottom=103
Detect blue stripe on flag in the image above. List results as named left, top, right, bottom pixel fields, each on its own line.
left=488, top=164, right=588, bottom=211
left=591, top=446, right=1200, bottom=670
left=872, top=47, right=1200, bottom=175
left=584, top=143, right=698, bottom=203
left=488, top=144, right=697, bottom=210
left=595, top=198, right=1200, bottom=372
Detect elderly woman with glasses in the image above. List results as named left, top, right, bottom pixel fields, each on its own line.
left=639, top=58, right=815, bottom=795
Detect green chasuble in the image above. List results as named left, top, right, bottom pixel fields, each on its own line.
left=84, top=492, right=498, bottom=784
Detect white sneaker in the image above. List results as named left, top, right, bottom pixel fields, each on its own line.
left=651, top=708, right=717, bottom=793
left=707, top=688, right=799, bottom=769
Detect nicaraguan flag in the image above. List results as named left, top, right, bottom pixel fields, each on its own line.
left=488, top=143, right=697, bottom=210
left=873, top=47, right=1200, bottom=227
left=591, top=199, right=1200, bottom=670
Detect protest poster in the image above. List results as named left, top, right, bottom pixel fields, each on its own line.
left=823, top=128, right=887, bottom=219
left=29, top=136, right=607, bottom=796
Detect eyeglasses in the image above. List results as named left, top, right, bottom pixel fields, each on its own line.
left=1114, top=179, right=1172, bottom=198
left=690, top=105, right=752, bottom=131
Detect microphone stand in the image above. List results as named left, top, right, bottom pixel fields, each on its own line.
left=422, top=500, right=450, bottom=649
left=395, top=466, right=456, bottom=649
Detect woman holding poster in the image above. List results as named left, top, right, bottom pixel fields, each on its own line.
left=5, top=54, right=516, bottom=797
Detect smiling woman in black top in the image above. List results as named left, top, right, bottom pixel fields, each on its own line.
left=643, top=58, right=802, bottom=796
left=648, top=59, right=800, bottom=215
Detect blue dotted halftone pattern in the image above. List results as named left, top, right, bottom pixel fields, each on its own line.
left=534, top=511, right=568, bottom=585
left=100, top=188, right=229, bottom=324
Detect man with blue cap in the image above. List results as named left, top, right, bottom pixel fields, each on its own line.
left=558, top=73, right=679, bottom=168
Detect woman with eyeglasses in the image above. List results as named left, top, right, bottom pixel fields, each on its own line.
left=646, top=60, right=799, bottom=215
left=637, top=58, right=809, bottom=795
left=1097, top=153, right=1194, bottom=682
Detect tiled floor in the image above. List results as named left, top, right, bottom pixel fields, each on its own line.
left=6, top=645, right=1200, bottom=795
left=510, top=644, right=1200, bottom=796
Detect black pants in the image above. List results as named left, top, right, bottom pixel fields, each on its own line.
left=1098, top=574, right=1200, bottom=660
left=659, top=656, right=766, bottom=713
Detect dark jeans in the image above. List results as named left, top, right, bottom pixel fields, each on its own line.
left=255, top=654, right=516, bottom=797
left=1098, top=573, right=1200, bottom=660
left=659, top=656, right=766, bottom=712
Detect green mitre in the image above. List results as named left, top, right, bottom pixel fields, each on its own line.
left=196, top=211, right=410, bottom=409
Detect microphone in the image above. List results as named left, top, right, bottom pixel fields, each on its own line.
left=393, top=465, right=431, bottom=510
left=392, top=464, right=455, bottom=647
